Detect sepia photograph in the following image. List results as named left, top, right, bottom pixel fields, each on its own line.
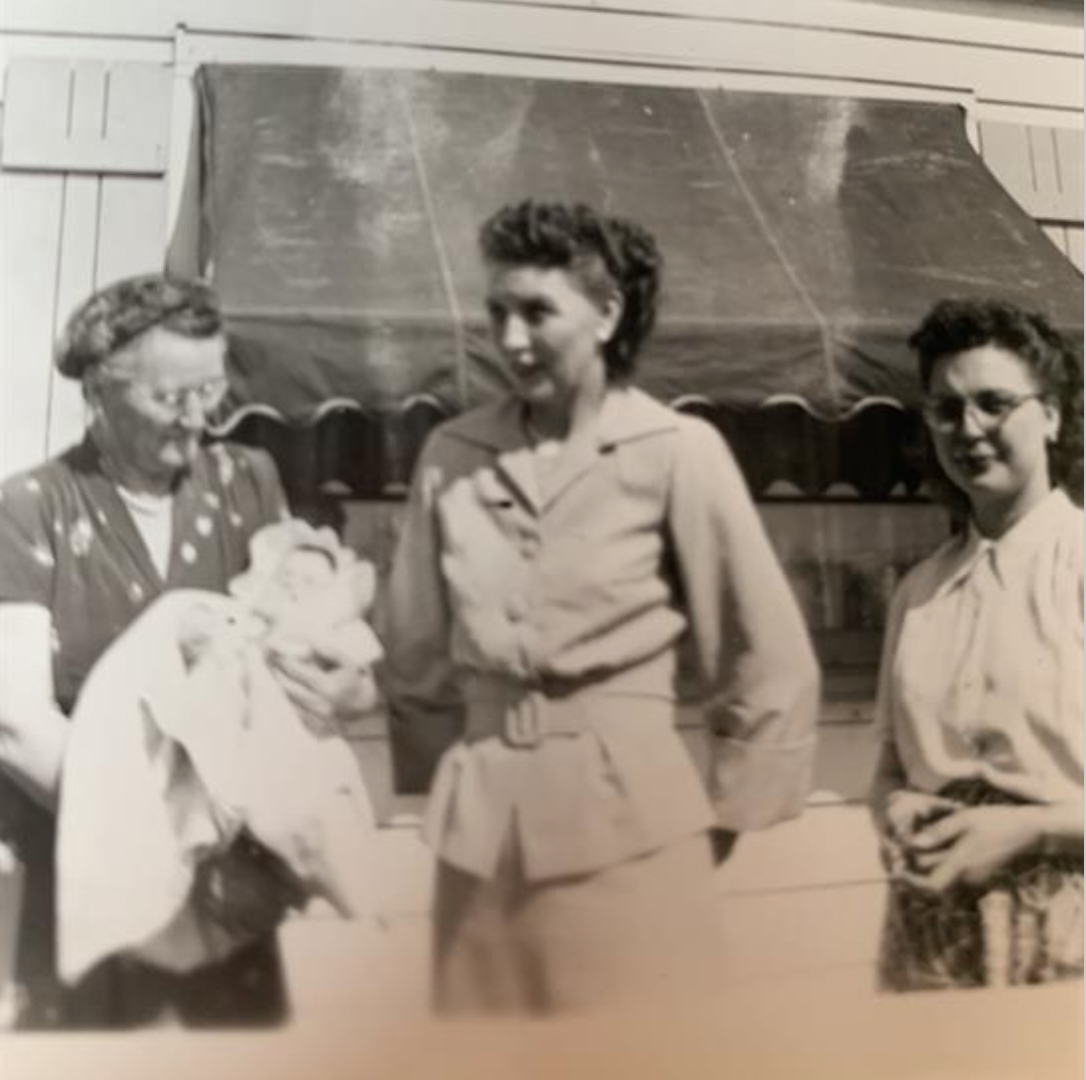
left=0, top=1, right=1082, bottom=1077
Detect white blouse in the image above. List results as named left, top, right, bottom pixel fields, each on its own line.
left=877, top=488, right=1084, bottom=805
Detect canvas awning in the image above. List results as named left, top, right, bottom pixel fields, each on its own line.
left=194, top=65, right=1082, bottom=499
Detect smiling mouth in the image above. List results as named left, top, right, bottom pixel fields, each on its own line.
left=953, top=452, right=997, bottom=474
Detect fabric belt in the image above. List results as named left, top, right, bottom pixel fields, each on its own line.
left=461, top=668, right=674, bottom=749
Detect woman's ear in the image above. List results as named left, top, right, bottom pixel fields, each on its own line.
left=82, top=375, right=103, bottom=417
left=596, top=291, right=624, bottom=346
left=1043, top=398, right=1061, bottom=444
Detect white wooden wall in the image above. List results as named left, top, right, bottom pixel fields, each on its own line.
left=977, top=119, right=1085, bottom=266
left=0, top=59, right=171, bottom=476
left=0, top=0, right=1082, bottom=999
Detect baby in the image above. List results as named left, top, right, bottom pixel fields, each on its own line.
left=56, top=521, right=384, bottom=985
left=177, top=520, right=383, bottom=731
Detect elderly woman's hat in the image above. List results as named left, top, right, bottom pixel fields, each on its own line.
left=55, top=273, right=222, bottom=380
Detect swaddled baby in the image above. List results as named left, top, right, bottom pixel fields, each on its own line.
left=57, top=521, right=383, bottom=985
left=177, top=520, right=383, bottom=731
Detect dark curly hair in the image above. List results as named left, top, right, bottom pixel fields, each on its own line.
left=479, top=199, right=662, bottom=382
left=909, top=297, right=1083, bottom=510
left=56, top=273, right=223, bottom=381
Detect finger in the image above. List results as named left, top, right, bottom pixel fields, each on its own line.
left=885, top=808, right=919, bottom=842
left=269, top=653, right=331, bottom=693
left=894, top=869, right=940, bottom=893
left=304, top=638, right=358, bottom=667
left=880, top=842, right=906, bottom=875
left=908, top=847, right=950, bottom=873
left=910, top=846, right=964, bottom=893
left=895, top=865, right=957, bottom=895
left=273, top=668, right=332, bottom=718
left=269, top=651, right=323, bottom=683
left=910, top=813, right=968, bottom=850
left=929, top=795, right=959, bottom=810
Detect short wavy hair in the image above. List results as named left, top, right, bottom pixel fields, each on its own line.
left=479, top=199, right=663, bottom=382
left=55, top=274, right=223, bottom=381
left=908, top=297, right=1083, bottom=509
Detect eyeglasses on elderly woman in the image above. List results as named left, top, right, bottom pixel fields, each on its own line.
left=112, top=376, right=230, bottom=419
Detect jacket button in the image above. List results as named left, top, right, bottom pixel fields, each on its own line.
left=506, top=594, right=529, bottom=621
left=519, top=536, right=540, bottom=559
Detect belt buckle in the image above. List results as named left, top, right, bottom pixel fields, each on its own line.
left=505, top=692, right=543, bottom=749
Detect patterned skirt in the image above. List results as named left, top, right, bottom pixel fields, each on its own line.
left=879, top=779, right=1084, bottom=992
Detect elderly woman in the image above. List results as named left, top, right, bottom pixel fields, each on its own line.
left=870, top=298, right=1083, bottom=990
left=0, top=274, right=370, bottom=1028
left=381, top=200, right=820, bottom=1016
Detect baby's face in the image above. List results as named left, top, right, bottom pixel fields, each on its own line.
left=275, top=547, right=336, bottom=603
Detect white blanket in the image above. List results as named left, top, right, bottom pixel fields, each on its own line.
left=57, top=589, right=378, bottom=985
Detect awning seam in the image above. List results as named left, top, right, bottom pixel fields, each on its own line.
left=400, top=79, right=471, bottom=407
left=696, top=90, right=843, bottom=408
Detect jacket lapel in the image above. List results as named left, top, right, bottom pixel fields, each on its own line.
left=445, top=397, right=541, bottom=513
left=494, top=444, right=542, bottom=515
left=540, top=388, right=679, bottom=511
left=441, top=389, right=680, bottom=515
left=537, top=429, right=603, bottom=511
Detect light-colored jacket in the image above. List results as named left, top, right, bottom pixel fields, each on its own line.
left=380, top=387, right=820, bottom=880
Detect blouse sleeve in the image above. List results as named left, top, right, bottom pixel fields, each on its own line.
left=376, top=435, right=465, bottom=794
left=666, top=416, right=820, bottom=831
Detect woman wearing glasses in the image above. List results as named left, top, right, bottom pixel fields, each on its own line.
left=0, top=275, right=368, bottom=1028
left=870, top=297, right=1083, bottom=991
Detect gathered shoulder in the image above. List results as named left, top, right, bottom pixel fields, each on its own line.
left=1049, top=491, right=1084, bottom=589
left=670, top=407, right=729, bottom=454
left=1050, top=489, right=1084, bottom=546
left=892, top=532, right=965, bottom=604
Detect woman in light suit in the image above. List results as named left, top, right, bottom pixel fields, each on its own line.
left=381, top=200, right=820, bottom=1016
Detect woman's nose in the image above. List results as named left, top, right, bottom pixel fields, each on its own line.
left=958, top=402, right=987, bottom=438
left=177, top=391, right=208, bottom=430
left=498, top=314, right=530, bottom=353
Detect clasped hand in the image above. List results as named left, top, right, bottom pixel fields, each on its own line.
left=881, top=790, right=1041, bottom=894
left=268, top=640, right=379, bottom=724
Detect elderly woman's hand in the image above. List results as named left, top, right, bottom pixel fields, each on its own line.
left=268, top=644, right=379, bottom=725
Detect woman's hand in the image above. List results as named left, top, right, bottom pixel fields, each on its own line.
left=874, top=789, right=956, bottom=877
left=895, top=805, right=1043, bottom=894
left=883, top=789, right=958, bottom=845
left=269, top=644, right=379, bottom=724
